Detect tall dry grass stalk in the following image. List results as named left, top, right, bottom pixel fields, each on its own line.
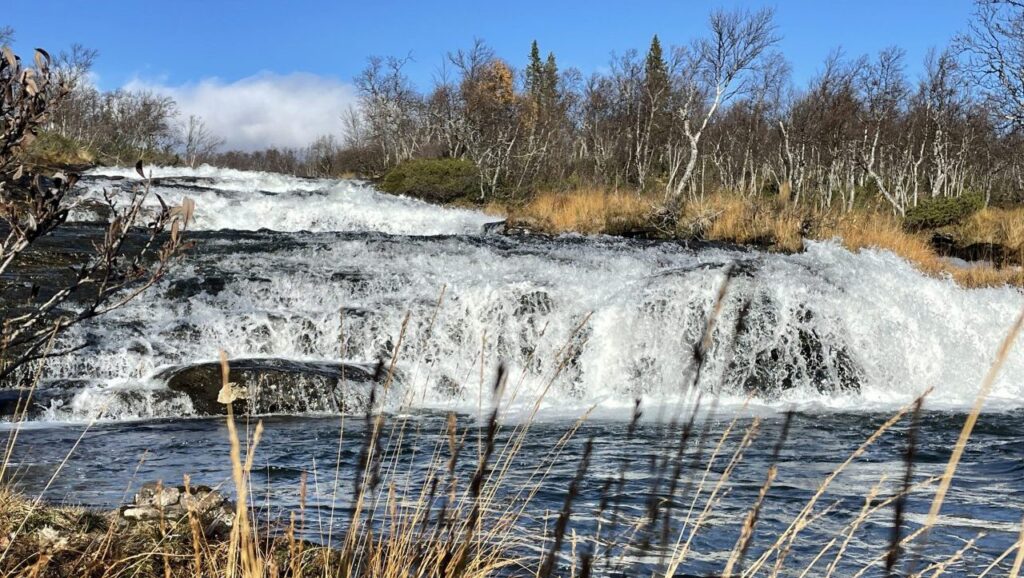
left=741, top=388, right=933, bottom=577
left=219, top=351, right=264, bottom=578
left=1009, top=515, right=1024, bottom=578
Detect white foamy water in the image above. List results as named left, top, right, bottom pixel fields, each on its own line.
left=76, top=165, right=497, bottom=236
left=23, top=166, right=1024, bottom=421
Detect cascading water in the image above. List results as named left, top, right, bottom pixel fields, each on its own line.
left=13, top=165, right=1024, bottom=422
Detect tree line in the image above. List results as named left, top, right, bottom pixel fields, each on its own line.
left=322, top=2, right=1024, bottom=214
left=1, top=28, right=222, bottom=167
left=223, top=1, right=1021, bottom=218
left=10, top=1, right=1024, bottom=216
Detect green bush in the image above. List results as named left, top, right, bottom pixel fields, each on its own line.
left=903, top=193, right=984, bottom=230
left=23, top=131, right=96, bottom=168
left=379, top=158, right=479, bottom=202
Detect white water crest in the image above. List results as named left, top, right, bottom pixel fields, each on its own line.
left=22, top=166, right=1024, bottom=422
left=76, top=165, right=497, bottom=236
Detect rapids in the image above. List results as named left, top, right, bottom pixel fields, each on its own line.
left=10, top=165, right=1024, bottom=422
left=4, top=165, right=1024, bottom=576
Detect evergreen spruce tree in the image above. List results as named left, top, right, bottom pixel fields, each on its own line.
left=542, top=52, right=559, bottom=106
left=526, top=40, right=544, bottom=99
left=644, top=35, right=669, bottom=97
left=642, top=34, right=671, bottom=186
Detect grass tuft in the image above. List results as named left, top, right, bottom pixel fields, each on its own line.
left=507, top=189, right=655, bottom=235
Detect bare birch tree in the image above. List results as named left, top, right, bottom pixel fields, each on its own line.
left=182, top=114, right=224, bottom=168
left=664, top=8, right=781, bottom=210
left=959, top=0, right=1024, bottom=129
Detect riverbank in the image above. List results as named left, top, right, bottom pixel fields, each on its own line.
left=0, top=475, right=511, bottom=578
left=0, top=486, right=242, bottom=578
left=487, top=188, right=1024, bottom=288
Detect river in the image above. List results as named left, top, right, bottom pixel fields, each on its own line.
left=3, top=165, right=1023, bottom=575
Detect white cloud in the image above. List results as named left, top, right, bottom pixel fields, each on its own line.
left=124, top=73, right=358, bottom=151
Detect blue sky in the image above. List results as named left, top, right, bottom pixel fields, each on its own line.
left=4, top=0, right=977, bottom=149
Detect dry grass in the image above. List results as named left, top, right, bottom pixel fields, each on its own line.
left=678, top=193, right=805, bottom=252
left=0, top=373, right=1011, bottom=577
left=0, top=359, right=524, bottom=578
left=951, top=207, right=1024, bottom=261
left=2, top=297, right=1023, bottom=576
left=494, top=188, right=1024, bottom=288
left=1, top=202, right=1022, bottom=575
left=506, top=189, right=655, bottom=235
left=825, top=211, right=933, bottom=261
left=825, top=211, right=1024, bottom=287
left=943, top=265, right=1024, bottom=289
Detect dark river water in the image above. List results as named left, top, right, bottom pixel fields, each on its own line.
left=6, top=408, right=1024, bottom=576
left=3, top=166, right=1024, bottom=576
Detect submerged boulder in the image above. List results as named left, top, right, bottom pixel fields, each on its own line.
left=0, top=388, right=61, bottom=419
left=726, top=295, right=861, bottom=397
left=482, top=220, right=507, bottom=235
left=156, top=358, right=393, bottom=416
left=165, top=275, right=230, bottom=300
left=0, top=380, right=91, bottom=420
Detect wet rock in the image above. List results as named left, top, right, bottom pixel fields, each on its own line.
left=127, top=339, right=151, bottom=355
left=166, top=321, right=202, bottom=343
left=434, top=374, right=464, bottom=398
left=120, top=482, right=233, bottom=536
left=296, top=318, right=322, bottom=355
left=616, top=226, right=661, bottom=239
left=340, top=306, right=372, bottom=319
left=0, top=389, right=50, bottom=418
left=931, top=233, right=1018, bottom=266
left=653, top=258, right=761, bottom=280
left=727, top=296, right=861, bottom=397
left=482, top=220, right=507, bottom=235
left=330, top=268, right=371, bottom=286
left=148, top=176, right=219, bottom=192
left=73, top=198, right=115, bottom=222
left=930, top=232, right=957, bottom=255
left=156, top=358, right=392, bottom=416
left=502, top=217, right=548, bottom=237
left=959, top=242, right=1013, bottom=265
left=0, top=381, right=89, bottom=419
left=165, top=276, right=229, bottom=300
left=515, top=290, right=553, bottom=316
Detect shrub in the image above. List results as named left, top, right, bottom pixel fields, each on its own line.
left=23, top=131, right=95, bottom=168
left=379, top=158, right=479, bottom=202
left=331, top=145, right=383, bottom=177
left=903, top=193, right=984, bottom=230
